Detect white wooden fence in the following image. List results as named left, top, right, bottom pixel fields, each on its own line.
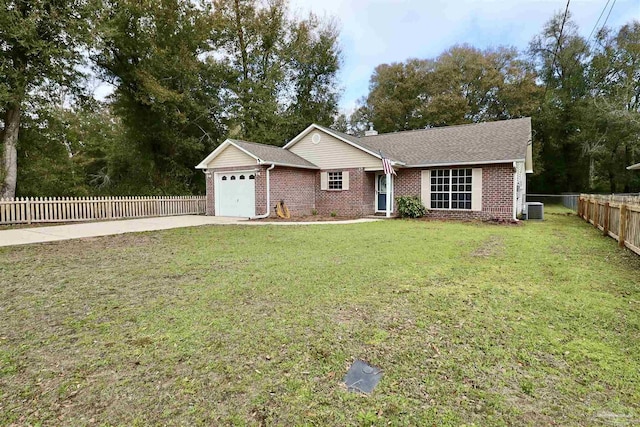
left=0, top=196, right=206, bottom=225
left=578, top=194, right=640, bottom=256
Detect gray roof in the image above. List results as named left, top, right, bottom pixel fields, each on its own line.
left=353, top=117, right=532, bottom=166
left=231, top=139, right=319, bottom=169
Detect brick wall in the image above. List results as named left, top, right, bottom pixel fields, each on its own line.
left=401, top=163, right=514, bottom=221
left=206, top=165, right=316, bottom=217
left=269, top=167, right=316, bottom=217
left=315, top=168, right=375, bottom=216
left=204, top=163, right=514, bottom=220
left=480, top=163, right=514, bottom=220
left=393, top=169, right=422, bottom=212
left=205, top=172, right=214, bottom=215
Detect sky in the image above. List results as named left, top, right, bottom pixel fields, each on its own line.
left=287, top=0, right=640, bottom=113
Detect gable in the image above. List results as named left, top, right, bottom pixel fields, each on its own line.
left=288, top=129, right=381, bottom=170
left=205, top=145, right=257, bottom=169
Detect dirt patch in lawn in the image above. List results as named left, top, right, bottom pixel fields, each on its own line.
left=471, top=235, right=505, bottom=257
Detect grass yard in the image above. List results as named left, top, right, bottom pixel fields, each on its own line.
left=1, top=209, right=639, bottom=426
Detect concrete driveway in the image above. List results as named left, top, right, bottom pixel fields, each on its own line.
left=0, top=215, right=379, bottom=247
left=0, top=216, right=243, bottom=247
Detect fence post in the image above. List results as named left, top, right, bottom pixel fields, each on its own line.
left=577, top=197, right=582, bottom=217
left=602, top=202, right=609, bottom=236
left=619, top=204, right=627, bottom=248
left=26, top=197, right=31, bottom=225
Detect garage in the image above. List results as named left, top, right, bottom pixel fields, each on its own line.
left=215, top=172, right=256, bottom=217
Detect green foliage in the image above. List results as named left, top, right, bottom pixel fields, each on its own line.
left=330, top=210, right=337, bottom=217
left=352, top=46, right=540, bottom=134
left=92, top=0, right=223, bottom=195
left=311, top=208, right=318, bottom=216
left=352, top=14, right=640, bottom=194
left=528, top=14, right=640, bottom=193
left=213, top=0, right=341, bottom=145
left=0, top=0, right=94, bottom=197
left=395, top=195, right=427, bottom=218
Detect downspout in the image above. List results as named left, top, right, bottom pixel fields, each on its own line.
left=512, top=161, right=518, bottom=220
left=252, top=163, right=275, bottom=219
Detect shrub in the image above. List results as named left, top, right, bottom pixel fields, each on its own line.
left=396, top=196, right=427, bottom=218
left=330, top=211, right=337, bottom=217
left=311, top=209, right=318, bottom=216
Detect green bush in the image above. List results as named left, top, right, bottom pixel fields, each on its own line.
left=396, top=196, right=427, bottom=218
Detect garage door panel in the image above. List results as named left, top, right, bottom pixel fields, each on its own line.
left=216, top=172, right=255, bottom=217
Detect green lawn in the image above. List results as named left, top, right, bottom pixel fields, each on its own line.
left=1, top=210, right=639, bottom=426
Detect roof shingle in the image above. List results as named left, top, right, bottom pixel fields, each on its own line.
left=353, top=117, right=532, bottom=166
left=231, top=139, right=319, bottom=169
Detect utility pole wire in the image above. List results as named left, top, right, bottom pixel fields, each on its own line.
left=598, top=0, right=618, bottom=43
left=540, top=0, right=571, bottom=107
left=587, top=0, right=611, bottom=44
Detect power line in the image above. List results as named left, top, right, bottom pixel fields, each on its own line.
left=541, top=0, right=571, bottom=105
left=599, top=0, right=618, bottom=40
left=587, top=0, right=611, bottom=44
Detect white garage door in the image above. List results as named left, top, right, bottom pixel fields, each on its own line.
left=216, top=172, right=256, bottom=217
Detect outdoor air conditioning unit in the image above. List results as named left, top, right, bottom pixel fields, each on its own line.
left=525, top=202, right=544, bottom=220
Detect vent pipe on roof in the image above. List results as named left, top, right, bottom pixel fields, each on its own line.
left=364, top=124, right=378, bottom=137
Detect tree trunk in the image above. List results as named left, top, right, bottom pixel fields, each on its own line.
left=1, top=106, right=20, bottom=199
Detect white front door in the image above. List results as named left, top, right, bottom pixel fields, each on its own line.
left=216, top=172, right=256, bottom=217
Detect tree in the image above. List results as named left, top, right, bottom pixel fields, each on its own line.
left=528, top=12, right=592, bottom=193
left=353, top=45, right=539, bottom=134
left=0, top=0, right=91, bottom=198
left=93, top=0, right=224, bottom=194
left=589, top=22, right=640, bottom=192
left=212, top=0, right=341, bottom=145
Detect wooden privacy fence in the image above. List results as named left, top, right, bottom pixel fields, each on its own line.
left=0, top=196, right=206, bottom=225
left=578, top=194, right=640, bottom=255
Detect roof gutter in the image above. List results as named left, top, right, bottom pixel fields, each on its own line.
left=251, top=163, right=275, bottom=219
left=405, top=159, right=526, bottom=168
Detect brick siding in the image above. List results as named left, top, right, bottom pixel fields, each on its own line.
left=315, top=168, right=376, bottom=216
left=205, top=163, right=514, bottom=221
left=269, top=167, right=316, bottom=217
left=396, top=163, right=514, bottom=221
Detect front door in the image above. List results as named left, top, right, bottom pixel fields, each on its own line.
left=376, top=174, right=392, bottom=212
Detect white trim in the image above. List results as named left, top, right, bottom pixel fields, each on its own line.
left=406, top=159, right=525, bottom=168
left=252, top=164, right=275, bottom=219
left=512, top=161, right=517, bottom=220
left=257, top=160, right=319, bottom=170
left=427, top=168, right=475, bottom=211
left=284, top=124, right=385, bottom=161
left=375, top=172, right=394, bottom=214
left=197, top=140, right=319, bottom=170
left=196, top=140, right=260, bottom=169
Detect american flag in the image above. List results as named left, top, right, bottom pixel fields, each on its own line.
left=381, top=155, right=396, bottom=175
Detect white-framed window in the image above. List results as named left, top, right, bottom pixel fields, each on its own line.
left=328, top=171, right=343, bottom=190
left=430, top=168, right=473, bottom=210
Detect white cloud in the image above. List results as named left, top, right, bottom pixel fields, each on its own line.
left=290, top=0, right=640, bottom=112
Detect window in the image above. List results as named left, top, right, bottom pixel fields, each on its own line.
left=221, top=176, right=227, bottom=181
left=328, top=171, right=343, bottom=190
left=430, top=168, right=472, bottom=210
left=239, top=175, right=245, bottom=180
left=249, top=175, right=255, bottom=180
left=230, top=175, right=236, bottom=180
